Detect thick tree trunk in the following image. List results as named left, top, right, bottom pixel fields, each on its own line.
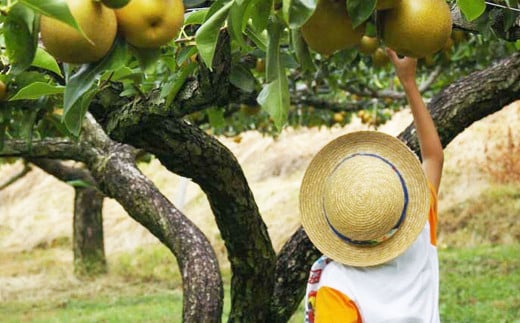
left=124, top=117, right=276, bottom=322
left=80, top=116, right=224, bottom=322
left=73, top=187, right=106, bottom=276
left=92, top=32, right=277, bottom=321
left=6, top=116, right=224, bottom=322
left=31, top=159, right=107, bottom=276
left=268, top=227, right=320, bottom=322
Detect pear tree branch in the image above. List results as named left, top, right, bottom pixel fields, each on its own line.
left=0, top=114, right=224, bottom=322
left=0, top=161, right=32, bottom=190
left=450, top=5, right=520, bottom=41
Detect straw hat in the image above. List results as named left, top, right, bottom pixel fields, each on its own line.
left=300, top=131, right=430, bottom=267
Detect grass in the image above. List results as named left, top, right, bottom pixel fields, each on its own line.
left=1, top=243, right=519, bottom=322
left=2, top=293, right=182, bottom=323
left=439, top=244, right=520, bottom=322
left=2, top=181, right=519, bottom=322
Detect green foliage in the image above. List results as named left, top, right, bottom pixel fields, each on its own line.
left=257, top=15, right=290, bottom=130
left=457, top=0, right=486, bottom=21
left=347, top=0, right=377, bottom=28
left=283, top=0, right=316, bottom=28
left=62, top=38, right=128, bottom=135
left=19, top=0, right=83, bottom=32
left=4, top=3, right=38, bottom=74
left=9, top=82, right=64, bottom=100
left=195, top=0, right=233, bottom=68
left=0, top=0, right=518, bottom=141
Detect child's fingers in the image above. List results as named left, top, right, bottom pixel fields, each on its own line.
left=385, top=48, right=399, bottom=64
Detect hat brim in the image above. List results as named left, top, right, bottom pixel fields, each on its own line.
left=300, top=131, right=430, bottom=267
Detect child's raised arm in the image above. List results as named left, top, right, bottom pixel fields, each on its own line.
left=387, top=48, right=444, bottom=192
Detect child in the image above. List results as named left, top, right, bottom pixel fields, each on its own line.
left=300, top=48, right=444, bottom=322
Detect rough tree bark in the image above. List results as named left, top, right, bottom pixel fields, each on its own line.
left=124, top=117, right=277, bottom=322
left=2, top=115, right=224, bottom=322
left=31, top=159, right=106, bottom=276
left=91, top=33, right=277, bottom=321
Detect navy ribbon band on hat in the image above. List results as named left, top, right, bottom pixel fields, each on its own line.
left=322, top=152, right=410, bottom=246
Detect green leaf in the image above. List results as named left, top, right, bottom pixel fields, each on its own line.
left=32, top=48, right=63, bottom=77
left=63, top=39, right=128, bottom=135
left=245, top=25, right=268, bottom=51
left=103, top=66, right=136, bottom=82
left=9, top=82, right=65, bottom=100
left=257, top=16, right=289, bottom=131
left=19, top=0, right=82, bottom=32
left=176, top=46, right=198, bottom=66
left=230, top=64, right=257, bottom=92
left=164, top=63, right=197, bottom=107
left=129, top=46, right=161, bottom=73
left=456, top=0, right=486, bottom=21
left=228, top=0, right=254, bottom=50
left=291, top=28, right=315, bottom=71
left=4, top=4, right=38, bottom=74
left=63, top=87, right=97, bottom=136
left=207, top=108, right=226, bottom=128
left=195, top=1, right=234, bottom=69
left=185, top=8, right=209, bottom=25
left=347, top=0, right=376, bottom=28
left=283, top=0, right=316, bottom=28
left=66, top=179, right=95, bottom=188
left=516, top=40, right=520, bottom=50
left=248, top=0, right=272, bottom=32
left=265, top=16, right=282, bottom=83
left=257, top=77, right=289, bottom=131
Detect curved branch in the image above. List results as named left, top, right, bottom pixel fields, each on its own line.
left=0, top=161, right=32, bottom=190
left=451, top=5, right=520, bottom=41
left=343, top=65, right=443, bottom=100
left=291, top=95, right=365, bottom=112
left=0, top=115, right=224, bottom=322
left=29, top=159, right=96, bottom=186
left=268, top=227, right=320, bottom=322
left=0, top=138, right=80, bottom=159
left=93, top=32, right=277, bottom=320
left=83, top=115, right=224, bottom=322
left=123, top=117, right=277, bottom=321
left=399, top=52, right=520, bottom=153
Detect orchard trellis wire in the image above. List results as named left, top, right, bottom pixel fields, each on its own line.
left=485, top=1, right=520, bottom=12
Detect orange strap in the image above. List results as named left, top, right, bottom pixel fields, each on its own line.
left=314, top=286, right=362, bottom=323
left=428, top=182, right=438, bottom=246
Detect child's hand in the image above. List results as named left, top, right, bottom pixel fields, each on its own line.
left=386, top=48, right=417, bottom=88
